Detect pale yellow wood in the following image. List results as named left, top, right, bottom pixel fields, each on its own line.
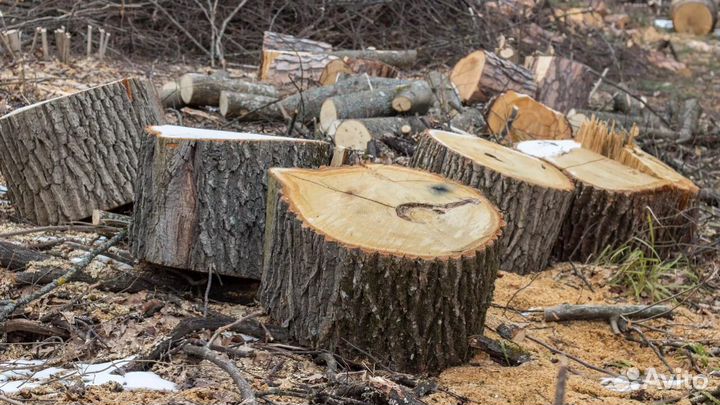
left=271, top=165, right=503, bottom=258
left=487, top=91, right=573, bottom=142
left=449, top=51, right=486, bottom=103
left=429, top=130, right=573, bottom=191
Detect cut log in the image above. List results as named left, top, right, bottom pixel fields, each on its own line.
left=130, top=125, right=331, bottom=279
left=449, top=107, right=488, bottom=135
left=671, top=0, right=717, bottom=35
left=179, top=73, right=278, bottom=107
left=450, top=50, right=537, bottom=104
left=427, top=71, right=463, bottom=115
left=328, top=116, right=428, bottom=155
left=524, top=56, right=595, bottom=113
left=219, top=92, right=279, bottom=120
left=260, top=51, right=338, bottom=86
left=392, top=81, right=433, bottom=114
left=262, top=31, right=332, bottom=53
left=0, top=78, right=163, bottom=225
left=319, top=58, right=399, bottom=86
left=0, top=240, right=52, bottom=271
left=544, top=304, right=673, bottom=323
left=160, top=81, right=184, bottom=108
left=319, top=88, right=398, bottom=132
left=329, top=49, right=417, bottom=69
left=517, top=140, right=675, bottom=261
left=487, top=91, right=573, bottom=143
left=411, top=130, right=574, bottom=274
left=259, top=164, right=504, bottom=372
left=92, top=209, right=131, bottom=227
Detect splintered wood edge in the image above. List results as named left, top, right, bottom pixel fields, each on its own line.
left=450, top=50, right=486, bottom=102
left=428, top=130, right=574, bottom=191
left=270, top=164, right=505, bottom=260
left=146, top=125, right=325, bottom=144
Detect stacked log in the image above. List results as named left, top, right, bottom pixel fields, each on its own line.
left=259, top=164, right=504, bottom=372
left=328, top=116, right=428, bottom=155
left=179, top=73, right=279, bottom=107
left=130, top=125, right=331, bottom=279
left=487, top=91, right=573, bottom=143
left=450, top=49, right=537, bottom=104
left=0, top=78, right=163, bottom=225
left=319, top=58, right=398, bottom=85
left=412, top=130, right=574, bottom=274
left=671, top=0, right=717, bottom=35
left=524, top=56, right=594, bottom=113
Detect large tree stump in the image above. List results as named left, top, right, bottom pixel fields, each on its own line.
left=130, top=125, right=331, bottom=279
left=671, top=0, right=717, bottom=35
left=259, top=164, right=504, bottom=373
left=517, top=140, right=675, bottom=262
left=0, top=78, right=163, bottom=225
left=450, top=50, right=537, bottom=104
left=524, top=56, right=594, bottom=113
left=487, top=91, right=573, bottom=143
left=411, top=130, right=574, bottom=274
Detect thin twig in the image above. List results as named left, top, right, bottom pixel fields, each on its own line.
left=206, top=310, right=265, bottom=348
left=183, top=343, right=257, bottom=404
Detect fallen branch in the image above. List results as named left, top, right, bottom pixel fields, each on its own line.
left=543, top=304, right=673, bottom=323
left=183, top=343, right=257, bottom=404
left=0, top=240, right=53, bottom=271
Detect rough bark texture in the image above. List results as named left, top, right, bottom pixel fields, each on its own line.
left=260, top=51, right=338, bottom=86
left=262, top=31, right=332, bottom=53
left=130, top=127, right=332, bottom=279
left=0, top=77, right=163, bottom=225
left=449, top=107, right=487, bottom=135
left=450, top=50, right=537, bottom=104
left=219, top=91, right=280, bottom=120
left=259, top=169, right=502, bottom=373
left=0, top=240, right=52, bottom=271
left=329, top=49, right=417, bottom=69
left=319, top=58, right=398, bottom=86
left=525, top=56, right=594, bottom=113
left=671, top=0, right=718, bottom=35
left=411, top=131, right=574, bottom=274
left=180, top=73, right=278, bottom=107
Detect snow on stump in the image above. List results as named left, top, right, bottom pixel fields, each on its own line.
left=130, top=125, right=331, bottom=279
left=259, top=164, right=504, bottom=373
left=412, top=130, right=574, bottom=274
left=0, top=78, right=163, bottom=225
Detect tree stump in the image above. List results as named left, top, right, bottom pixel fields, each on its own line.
left=411, top=130, right=574, bottom=274
left=671, top=0, right=717, bottom=35
left=259, top=164, right=504, bottom=373
left=0, top=77, right=163, bottom=225
left=516, top=140, right=674, bottom=262
left=524, top=56, right=595, bottom=113
left=487, top=91, right=573, bottom=143
left=450, top=50, right=537, bottom=104
left=130, top=125, right=331, bottom=279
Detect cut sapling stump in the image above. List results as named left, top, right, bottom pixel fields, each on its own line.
left=130, top=125, right=331, bottom=279
left=487, top=91, right=573, bottom=143
left=328, top=116, right=427, bottom=155
left=450, top=49, right=536, bottom=104
left=517, top=140, right=674, bottom=262
left=412, top=130, right=574, bottom=274
left=259, top=164, right=504, bottom=372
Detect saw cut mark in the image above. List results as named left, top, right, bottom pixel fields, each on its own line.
left=396, top=198, right=481, bottom=223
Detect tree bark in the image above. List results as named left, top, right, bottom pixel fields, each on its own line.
left=487, top=91, right=573, bottom=143
left=671, top=0, right=717, bottom=35
left=391, top=81, right=433, bottom=114
left=259, top=164, right=503, bottom=373
left=179, top=73, right=278, bottom=107
left=319, top=58, right=398, bottom=86
left=450, top=50, right=536, bottom=104
left=259, top=51, right=339, bottom=87
left=0, top=240, right=52, bottom=271
left=130, top=125, right=331, bottom=279
left=427, top=71, right=464, bottom=115
left=219, top=92, right=280, bottom=120
left=411, top=130, right=575, bottom=274
left=329, top=49, right=417, bottom=69
left=0, top=77, right=163, bottom=225
left=449, top=107, right=487, bottom=135
left=328, top=116, right=428, bottom=155
left=525, top=56, right=594, bottom=113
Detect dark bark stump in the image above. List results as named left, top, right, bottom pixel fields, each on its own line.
left=259, top=164, right=504, bottom=373
left=130, top=125, right=331, bottom=279
left=411, top=130, right=574, bottom=274
left=0, top=77, right=164, bottom=225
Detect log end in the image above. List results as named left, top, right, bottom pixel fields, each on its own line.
left=487, top=91, right=573, bottom=142
left=319, top=99, right=338, bottom=132
left=672, top=0, right=717, bottom=35
left=450, top=50, right=487, bottom=103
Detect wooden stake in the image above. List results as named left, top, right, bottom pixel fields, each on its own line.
left=63, top=32, right=71, bottom=63
left=86, top=25, right=92, bottom=58
left=30, top=28, right=40, bottom=56
left=97, top=29, right=105, bottom=58
left=40, top=28, right=48, bottom=60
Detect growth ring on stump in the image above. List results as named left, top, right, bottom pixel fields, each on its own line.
left=671, top=0, right=717, bottom=35
left=517, top=140, right=673, bottom=262
left=259, top=164, right=504, bottom=373
left=130, top=125, right=331, bottom=279
left=0, top=78, right=163, bottom=225
left=411, top=130, right=574, bottom=274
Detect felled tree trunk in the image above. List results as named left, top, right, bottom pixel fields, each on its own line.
left=160, top=81, right=184, bottom=108
left=328, top=116, right=428, bottom=155
left=259, top=164, right=503, bottom=373
left=0, top=78, right=163, bottom=225
left=517, top=140, right=676, bottom=262
left=525, top=56, right=594, bottom=113
left=487, top=91, right=573, bottom=143
left=412, top=130, right=574, bottom=274
left=260, top=51, right=339, bottom=87
left=319, top=58, right=398, bottom=86
left=671, top=0, right=717, bottom=35
left=392, top=81, right=433, bottom=114
left=179, top=73, right=278, bottom=107
left=219, top=92, right=279, bottom=120
left=450, top=50, right=536, bottom=104
left=130, top=125, right=331, bottom=279
left=329, top=49, right=417, bottom=69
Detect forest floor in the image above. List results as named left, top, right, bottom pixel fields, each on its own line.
left=0, top=2, right=719, bottom=405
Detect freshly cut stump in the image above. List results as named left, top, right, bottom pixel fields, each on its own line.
left=487, top=91, right=573, bottom=143
left=131, top=125, right=331, bottom=279
left=0, top=77, right=163, bottom=225
left=259, top=164, right=504, bottom=373
left=517, top=140, right=674, bottom=262
left=450, top=50, right=536, bottom=104
left=411, top=130, right=574, bottom=274
left=671, top=0, right=717, bottom=35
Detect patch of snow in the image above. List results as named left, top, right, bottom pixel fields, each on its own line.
left=516, top=140, right=580, bottom=159
left=654, top=19, right=673, bottom=30
left=601, top=376, right=644, bottom=393
left=152, top=124, right=313, bottom=142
